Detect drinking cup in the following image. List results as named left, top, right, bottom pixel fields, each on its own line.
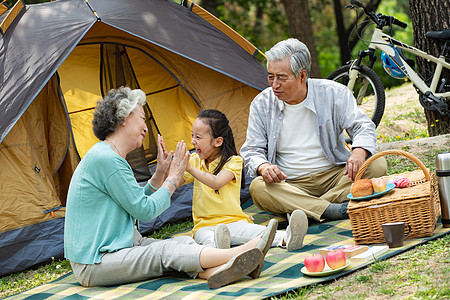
left=382, top=222, right=412, bottom=248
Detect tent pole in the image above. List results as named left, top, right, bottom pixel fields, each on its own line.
left=83, top=0, right=101, bottom=20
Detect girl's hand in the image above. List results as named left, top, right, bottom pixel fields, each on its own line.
left=167, top=141, right=189, bottom=187
left=185, top=154, right=193, bottom=173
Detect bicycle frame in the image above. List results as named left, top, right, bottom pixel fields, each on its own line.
left=348, top=27, right=450, bottom=99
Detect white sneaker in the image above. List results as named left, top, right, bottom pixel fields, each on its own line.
left=284, top=209, right=308, bottom=251
left=214, top=224, right=230, bottom=249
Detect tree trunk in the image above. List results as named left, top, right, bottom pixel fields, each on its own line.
left=333, top=0, right=350, bottom=65
left=409, top=0, right=450, bottom=136
left=280, top=0, right=321, bottom=78
left=253, top=6, right=264, bottom=46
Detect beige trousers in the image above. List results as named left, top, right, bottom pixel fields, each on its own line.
left=250, top=157, right=387, bottom=221
left=70, top=228, right=204, bottom=287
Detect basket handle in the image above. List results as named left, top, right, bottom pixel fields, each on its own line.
left=354, top=149, right=430, bottom=181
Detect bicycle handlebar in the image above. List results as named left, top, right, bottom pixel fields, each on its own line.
left=350, top=0, right=407, bottom=29
left=350, top=0, right=364, bottom=9
left=392, top=18, right=407, bottom=29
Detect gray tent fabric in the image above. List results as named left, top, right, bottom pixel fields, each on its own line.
left=0, top=218, right=65, bottom=276
left=0, top=0, right=95, bottom=142
left=90, top=0, right=267, bottom=90
left=0, top=0, right=268, bottom=143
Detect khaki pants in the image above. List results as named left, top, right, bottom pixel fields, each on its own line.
left=70, top=228, right=205, bottom=287
left=250, top=158, right=387, bottom=221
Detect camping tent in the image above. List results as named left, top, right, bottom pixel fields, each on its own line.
left=0, top=0, right=269, bottom=276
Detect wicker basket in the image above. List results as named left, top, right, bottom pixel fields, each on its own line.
left=348, top=149, right=441, bottom=245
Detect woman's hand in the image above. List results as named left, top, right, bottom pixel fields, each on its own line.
left=148, top=135, right=173, bottom=189
left=156, top=134, right=172, bottom=172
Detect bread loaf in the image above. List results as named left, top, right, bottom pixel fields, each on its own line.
left=350, top=179, right=373, bottom=197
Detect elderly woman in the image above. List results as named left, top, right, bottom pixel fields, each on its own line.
left=64, top=87, right=275, bottom=289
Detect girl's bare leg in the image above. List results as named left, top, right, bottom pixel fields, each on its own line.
left=197, top=236, right=260, bottom=279
left=198, top=220, right=278, bottom=288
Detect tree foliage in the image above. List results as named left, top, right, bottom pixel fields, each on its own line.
left=201, top=0, right=289, bottom=52
left=5, top=0, right=47, bottom=5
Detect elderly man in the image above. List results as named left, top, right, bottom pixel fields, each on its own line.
left=240, top=38, right=386, bottom=224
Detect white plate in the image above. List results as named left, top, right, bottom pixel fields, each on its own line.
left=347, top=183, right=395, bottom=200
left=301, top=261, right=351, bottom=277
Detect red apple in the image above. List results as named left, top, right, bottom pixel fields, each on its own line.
left=304, top=254, right=325, bottom=272
left=326, top=249, right=347, bottom=269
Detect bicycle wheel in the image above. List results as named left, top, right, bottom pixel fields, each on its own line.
left=327, top=65, right=385, bottom=127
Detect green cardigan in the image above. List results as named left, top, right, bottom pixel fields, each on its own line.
left=64, top=141, right=170, bottom=264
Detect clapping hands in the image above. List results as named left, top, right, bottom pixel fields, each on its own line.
left=149, top=135, right=189, bottom=191
left=155, top=134, right=173, bottom=177
left=166, top=140, right=190, bottom=187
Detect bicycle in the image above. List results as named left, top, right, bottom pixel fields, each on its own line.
left=327, top=0, right=450, bottom=127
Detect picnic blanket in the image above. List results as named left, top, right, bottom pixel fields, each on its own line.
left=8, top=203, right=450, bottom=300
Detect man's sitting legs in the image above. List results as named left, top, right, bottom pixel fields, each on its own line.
left=249, top=177, right=331, bottom=221
left=249, top=157, right=387, bottom=222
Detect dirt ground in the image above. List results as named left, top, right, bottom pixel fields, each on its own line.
left=376, top=82, right=450, bottom=152
left=379, top=132, right=450, bottom=153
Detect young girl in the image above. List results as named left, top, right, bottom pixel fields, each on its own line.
left=183, top=109, right=308, bottom=278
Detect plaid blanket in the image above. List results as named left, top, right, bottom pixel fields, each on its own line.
left=9, top=204, right=450, bottom=300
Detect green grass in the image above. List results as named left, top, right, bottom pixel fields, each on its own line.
left=148, top=219, right=193, bottom=239
left=272, top=234, right=450, bottom=299
left=378, top=127, right=429, bottom=143
left=376, top=82, right=431, bottom=144
left=0, top=259, right=71, bottom=298
left=394, top=106, right=426, bottom=124
left=384, top=145, right=449, bottom=175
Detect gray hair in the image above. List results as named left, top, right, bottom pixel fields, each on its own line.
left=92, top=87, right=147, bottom=140
left=265, top=38, right=311, bottom=80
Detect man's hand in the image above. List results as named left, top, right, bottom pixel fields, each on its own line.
left=258, top=163, right=287, bottom=183
left=344, top=147, right=369, bottom=181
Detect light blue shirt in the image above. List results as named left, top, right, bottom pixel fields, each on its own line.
left=64, top=141, right=171, bottom=264
left=240, top=79, right=378, bottom=178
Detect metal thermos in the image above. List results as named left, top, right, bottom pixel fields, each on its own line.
left=436, top=152, right=450, bottom=228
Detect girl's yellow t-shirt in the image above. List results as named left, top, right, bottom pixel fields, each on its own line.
left=183, top=153, right=253, bottom=235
